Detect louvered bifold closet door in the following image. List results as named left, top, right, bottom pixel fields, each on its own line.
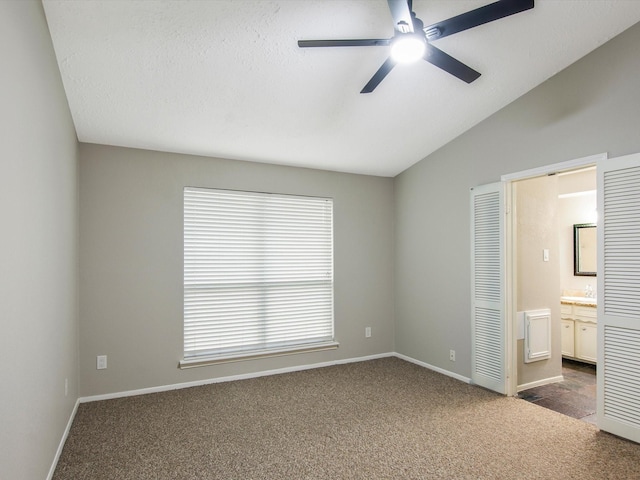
left=597, top=153, right=640, bottom=443
left=471, top=183, right=507, bottom=394
left=183, top=187, right=334, bottom=362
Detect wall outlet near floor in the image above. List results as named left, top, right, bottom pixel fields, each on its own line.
left=449, top=350, right=456, bottom=362
left=97, top=355, right=108, bottom=370
left=365, top=327, right=371, bottom=338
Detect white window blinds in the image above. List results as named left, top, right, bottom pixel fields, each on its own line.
left=183, top=187, right=334, bottom=362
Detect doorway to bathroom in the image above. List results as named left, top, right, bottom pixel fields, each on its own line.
left=505, top=159, right=598, bottom=419
left=512, top=165, right=597, bottom=416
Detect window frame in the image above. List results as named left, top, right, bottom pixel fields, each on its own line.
left=180, top=187, right=337, bottom=368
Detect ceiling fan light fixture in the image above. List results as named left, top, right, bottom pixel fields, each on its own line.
left=390, top=33, right=426, bottom=64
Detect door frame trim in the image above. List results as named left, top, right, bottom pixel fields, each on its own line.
left=501, top=153, right=606, bottom=182
left=500, top=152, right=606, bottom=396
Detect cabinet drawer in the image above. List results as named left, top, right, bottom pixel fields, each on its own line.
left=560, top=304, right=573, bottom=317
left=574, top=306, right=597, bottom=322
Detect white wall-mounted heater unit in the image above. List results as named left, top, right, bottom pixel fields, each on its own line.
left=524, top=309, right=551, bottom=363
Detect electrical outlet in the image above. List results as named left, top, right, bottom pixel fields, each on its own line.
left=97, top=355, right=107, bottom=370
left=365, top=327, right=371, bottom=338
left=449, top=350, right=456, bottom=362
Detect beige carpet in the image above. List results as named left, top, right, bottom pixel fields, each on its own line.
left=54, top=357, right=640, bottom=479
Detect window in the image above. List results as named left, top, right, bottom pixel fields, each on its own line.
left=182, top=187, right=335, bottom=366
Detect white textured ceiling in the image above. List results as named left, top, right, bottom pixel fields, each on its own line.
left=43, top=1, right=640, bottom=177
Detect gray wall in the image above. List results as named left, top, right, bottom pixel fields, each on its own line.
left=394, top=22, right=640, bottom=378
left=79, top=144, right=394, bottom=396
left=558, top=171, right=597, bottom=293
left=0, top=2, right=79, bottom=479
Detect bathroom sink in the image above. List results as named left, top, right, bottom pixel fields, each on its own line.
left=561, top=296, right=597, bottom=305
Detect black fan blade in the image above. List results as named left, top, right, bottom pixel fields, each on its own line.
left=387, top=0, right=414, bottom=33
left=424, top=44, right=481, bottom=84
left=424, top=0, right=534, bottom=40
left=298, top=39, right=390, bottom=48
left=361, top=57, right=396, bottom=93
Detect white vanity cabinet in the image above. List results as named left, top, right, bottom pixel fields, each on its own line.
left=560, top=301, right=597, bottom=364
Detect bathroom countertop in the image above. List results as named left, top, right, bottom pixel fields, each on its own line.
left=560, top=296, right=597, bottom=307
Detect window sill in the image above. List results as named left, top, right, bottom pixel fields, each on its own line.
left=179, top=341, right=340, bottom=369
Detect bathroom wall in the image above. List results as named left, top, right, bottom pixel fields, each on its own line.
left=558, top=170, right=597, bottom=294
left=514, top=175, right=562, bottom=387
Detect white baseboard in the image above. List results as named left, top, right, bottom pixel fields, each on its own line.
left=79, top=352, right=396, bottom=403
left=47, top=398, right=80, bottom=480
left=394, top=353, right=472, bottom=384
left=517, top=375, right=564, bottom=393
left=79, top=352, right=472, bottom=404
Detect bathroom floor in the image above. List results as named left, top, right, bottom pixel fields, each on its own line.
left=518, top=359, right=597, bottom=425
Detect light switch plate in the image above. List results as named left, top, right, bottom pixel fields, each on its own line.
left=97, top=355, right=107, bottom=370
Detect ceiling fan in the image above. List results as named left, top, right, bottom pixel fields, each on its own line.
left=298, top=0, right=534, bottom=93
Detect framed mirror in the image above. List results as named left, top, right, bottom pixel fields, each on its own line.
left=574, top=223, right=597, bottom=276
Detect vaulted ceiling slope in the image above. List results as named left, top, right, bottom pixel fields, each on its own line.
left=43, top=1, right=640, bottom=177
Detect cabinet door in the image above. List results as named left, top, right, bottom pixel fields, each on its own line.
left=575, top=321, right=597, bottom=363
left=561, top=319, right=575, bottom=357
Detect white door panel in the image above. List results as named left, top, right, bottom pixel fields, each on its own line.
left=597, top=152, right=640, bottom=443
left=471, top=182, right=507, bottom=394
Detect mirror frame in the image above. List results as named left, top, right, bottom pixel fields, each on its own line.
left=573, top=223, right=597, bottom=277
